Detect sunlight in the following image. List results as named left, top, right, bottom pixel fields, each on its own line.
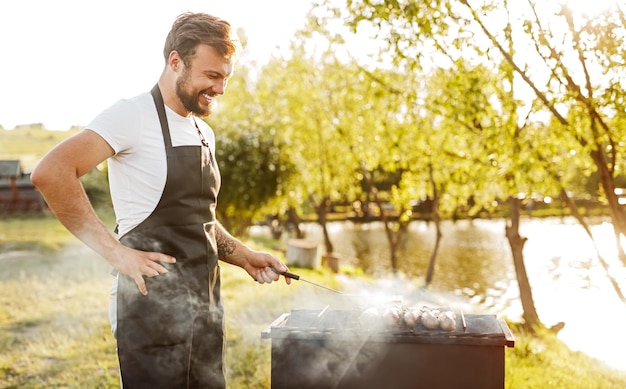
left=561, top=0, right=618, bottom=17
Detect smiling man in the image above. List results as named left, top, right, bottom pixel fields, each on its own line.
left=31, top=12, right=290, bottom=388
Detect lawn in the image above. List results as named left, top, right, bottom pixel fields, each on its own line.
left=1, top=215, right=625, bottom=388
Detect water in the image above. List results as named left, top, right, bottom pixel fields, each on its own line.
left=253, top=216, right=626, bottom=372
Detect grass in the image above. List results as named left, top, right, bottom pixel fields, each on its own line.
left=0, top=215, right=81, bottom=251
left=1, top=215, right=626, bottom=388
left=0, top=245, right=120, bottom=387
left=505, top=324, right=626, bottom=388
left=0, top=126, right=80, bottom=171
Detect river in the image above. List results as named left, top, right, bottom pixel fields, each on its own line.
left=254, top=216, right=626, bottom=372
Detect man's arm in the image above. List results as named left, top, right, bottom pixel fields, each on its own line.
left=215, top=223, right=290, bottom=284
left=31, top=129, right=175, bottom=295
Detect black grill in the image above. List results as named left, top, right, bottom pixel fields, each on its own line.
left=262, top=308, right=515, bottom=389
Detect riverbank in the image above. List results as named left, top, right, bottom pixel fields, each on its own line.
left=1, top=216, right=625, bottom=388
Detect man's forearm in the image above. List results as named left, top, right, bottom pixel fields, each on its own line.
left=214, top=222, right=287, bottom=284
left=36, top=164, right=117, bottom=260
left=41, top=177, right=120, bottom=260
left=215, top=223, right=249, bottom=266
left=31, top=129, right=121, bottom=263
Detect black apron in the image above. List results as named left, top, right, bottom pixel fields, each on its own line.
left=116, top=84, right=224, bottom=388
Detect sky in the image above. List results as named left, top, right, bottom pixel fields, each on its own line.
left=0, top=0, right=313, bottom=130
left=1, top=0, right=615, bottom=131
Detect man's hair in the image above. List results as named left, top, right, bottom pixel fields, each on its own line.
left=163, top=12, right=239, bottom=66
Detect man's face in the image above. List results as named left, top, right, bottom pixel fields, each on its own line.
left=175, top=44, right=233, bottom=118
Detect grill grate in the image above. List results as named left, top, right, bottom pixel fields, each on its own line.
left=263, top=309, right=515, bottom=347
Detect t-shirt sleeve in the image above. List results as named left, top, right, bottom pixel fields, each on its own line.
left=86, top=98, right=142, bottom=154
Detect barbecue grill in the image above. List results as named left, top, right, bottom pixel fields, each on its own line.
left=262, top=308, right=515, bottom=389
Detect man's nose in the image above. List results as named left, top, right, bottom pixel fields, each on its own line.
left=214, top=80, right=227, bottom=95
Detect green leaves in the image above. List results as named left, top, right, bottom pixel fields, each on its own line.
left=203, top=0, right=626, bottom=239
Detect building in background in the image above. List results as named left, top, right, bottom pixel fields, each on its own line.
left=0, top=160, right=46, bottom=213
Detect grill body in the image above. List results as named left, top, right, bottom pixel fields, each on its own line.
left=262, top=309, right=515, bottom=389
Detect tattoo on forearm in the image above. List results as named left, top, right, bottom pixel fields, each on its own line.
left=216, top=229, right=237, bottom=258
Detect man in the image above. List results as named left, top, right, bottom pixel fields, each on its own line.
left=31, top=12, right=290, bottom=388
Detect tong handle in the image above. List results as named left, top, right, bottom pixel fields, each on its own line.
left=270, top=266, right=300, bottom=280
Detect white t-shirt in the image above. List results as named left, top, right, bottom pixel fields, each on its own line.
left=87, top=91, right=217, bottom=236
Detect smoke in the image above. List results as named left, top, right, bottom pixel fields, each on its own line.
left=257, top=271, right=485, bottom=387
left=335, top=272, right=474, bottom=314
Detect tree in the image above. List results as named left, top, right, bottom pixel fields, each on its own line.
left=208, top=61, right=296, bottom=236
left=253, top=35, right=371, bottom=256
left=336, top=0, right=626, bottom=260
left=458, top=0, right=626, bottom=262
left=325, top=0, right=565, bottom=326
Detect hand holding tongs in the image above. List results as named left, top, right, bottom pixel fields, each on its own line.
left=270, top=267, right=345, bottom=294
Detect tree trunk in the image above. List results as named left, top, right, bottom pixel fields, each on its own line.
left=362, top=167, right=401, bottom=274
left=314, top=195, right=334, bottom=254
left=371, top=187, right=400, bottom=274
left=505, top=197, right=541, bottom=327
left=425, top=164, right=442, bottom=286
left=287, top=206, right=304, bottom=239
left=424, top=217, right=442, bottom=285
left=269, top=214, right=284, bottom=240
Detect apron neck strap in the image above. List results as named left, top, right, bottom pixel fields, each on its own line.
left=150, top=84, right=173, bottom=148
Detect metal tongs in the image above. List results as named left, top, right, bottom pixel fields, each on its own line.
left=270, top=267, right=345, bottom=295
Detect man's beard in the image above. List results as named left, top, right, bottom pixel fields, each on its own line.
left=175, top=68, right=214, bottom=117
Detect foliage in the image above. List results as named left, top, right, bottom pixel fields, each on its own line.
left=257, top=50, right=366, bottom=208
left=213, top=125, right=293, bottom=235
left=330, top=0, right=626, bottom=219
left=208, top=62, right=296, bottom=236
left=311, top=0, right=626, bottom=325
left=79, top=164, right=113, bottom=212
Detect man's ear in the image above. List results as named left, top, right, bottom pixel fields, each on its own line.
left=168, top=50, right=182, bottom=71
